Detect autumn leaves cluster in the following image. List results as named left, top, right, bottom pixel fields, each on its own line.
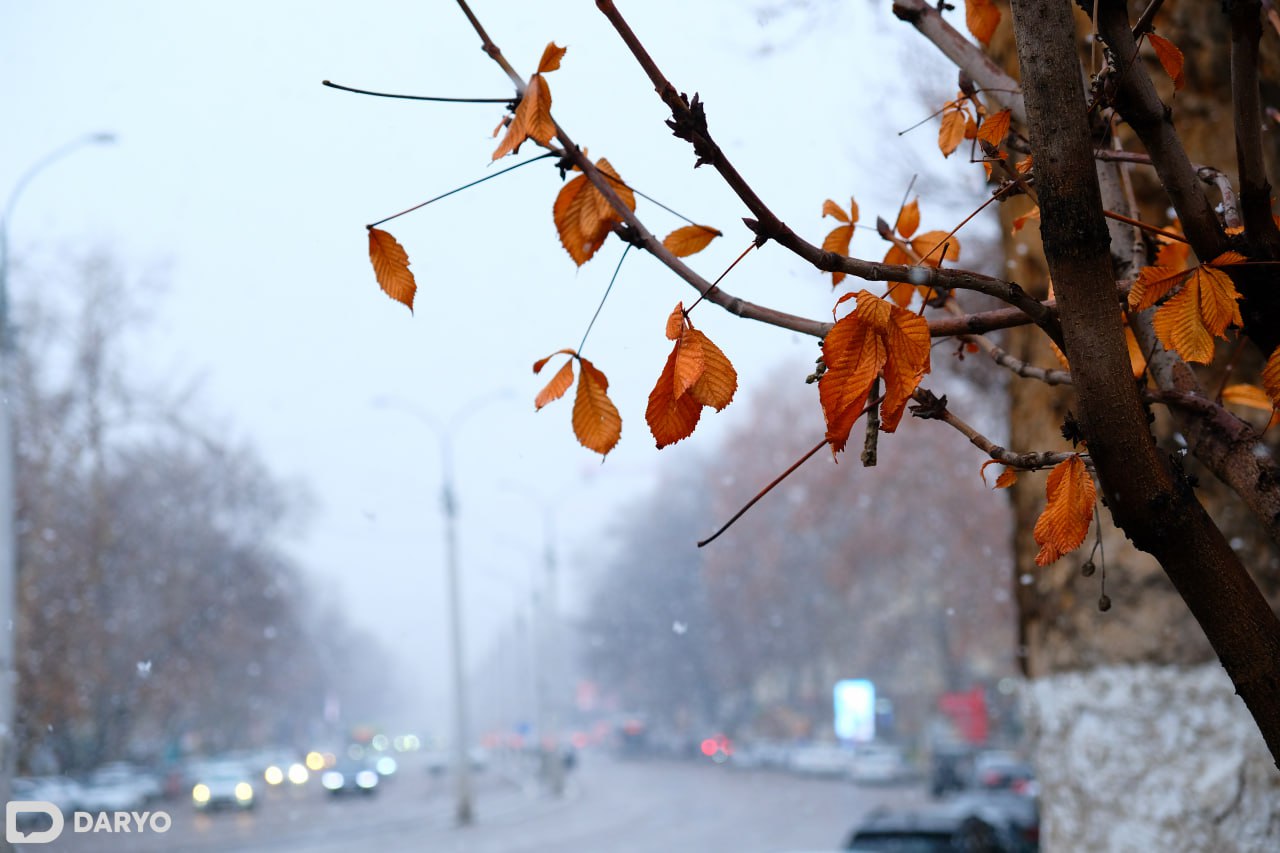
left=361, top=11, right=1279, bottom=574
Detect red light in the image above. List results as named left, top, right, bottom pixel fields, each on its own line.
left=700, top=739, right=717, bottom=757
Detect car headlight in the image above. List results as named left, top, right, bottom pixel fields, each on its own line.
left=192, top=784, right=210, bottom=804
left=375, top=756, right=397, bottom=776
left=321, top=771, right=343, bottom=790
left=264, top=766, right=284, bottom=785
left=355, top=770, right=378, bottom=789
left=305, top=751, right=325, bottom=771
left=235, top=782, right=253, bottom=801
left=287, top=763, right=309, bottom=784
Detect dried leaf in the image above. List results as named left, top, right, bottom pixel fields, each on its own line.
left=1222, top=383, right=1276, bottom=412
left=977, top=108, right=1012, bottom=148
left=537, top=42, right=567, bottom=74
left=1148, top=33, right=1185, bottom=90
left=1151, top=262, right=1242, bottom=364
left=1015, top=155, right=1034, bottom=175
left=995, top=468, right=1018, bottom=489
left=663, top=224, right=721, bottom=258
left=1264, top=347, right=1280, bottom=408
left=910, top=230, right=961, bottom=266
left=492, top=74, right=555, bottom=160
left=819, top=291, right=931, bottom=454
left=573, top=357, right=621, bottom=456
left=1048, top=339, right=1070, bottom=371
left=939, top=109, right=967, bottom=157
left=1127, top=265, right=1187, bottom=313
left=686, top=329, right=737, bottom=411
left=1124, top=321, right=1148, bottom=379
left=534, top=359, right=575, bottom=410
left=672, top=328, right=706, bottom=398
left=665, top=303, right=685, bottom=341
left=822, top=199, right=850, bottom=223
left=898, top=199, right=921, bottom=240
left=646, top=340, right=703, bottom=448
left=368, top=227, right=417, bottom=312
left=823, top=224, right=855, bottom=286
left=966, top=0, right=1000, bottom=45
left=1033, top=455, right=1096, bottom=566
left=1012, top=205, right=1040, bottom=234
left=553, top=157, right=635, bottom=266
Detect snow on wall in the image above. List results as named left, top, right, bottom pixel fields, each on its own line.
left=1023, top=663, right=1280, bottom=852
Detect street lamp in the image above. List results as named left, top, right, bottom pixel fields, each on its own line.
left=499, top=482, right=567, bottom=798
left=0, top=131, right=115, bottom=807
left=373, top=390, right=511, bottom=827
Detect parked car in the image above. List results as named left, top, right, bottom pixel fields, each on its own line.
left=78, top=763, right=156, bottom=812
left=972, top=751, right=1037, bottom=796
left=847, top=742, right=915, bottom=785
left=14, top=776, right=84, bottom=814
left=787, top=743, right=853, bottom=777
left=845, top=795, right=1038, bottom=852
left=190, top=762, right=257, bottom=812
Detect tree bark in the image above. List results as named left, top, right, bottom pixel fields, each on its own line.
left=1008, top=0, right=1280, bottom=766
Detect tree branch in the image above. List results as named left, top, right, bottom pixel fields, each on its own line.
left=913, top=388, right=1082, bottom=470
left=1095, top=0, right=1230, bottom=261
left=891, top=0, right=1027, bottom=124
left=595, top=0, right=1063, bottom=345
left=1015, top=0, right=1280, bottom=767
left=1228, top=0, right=1280, bottom=256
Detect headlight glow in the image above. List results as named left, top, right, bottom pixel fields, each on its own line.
left=287, top=763, right=309, bottom=784
left=321, top=771, right=343, bottom=790
left=355, top=770, right=378, bottom=788
left=234, top=782, right=253, bottom=801
left=192, top=784, right=210, bottom=804
left=264, top=766, right=284, bottom=785
left=305, top=751, right=325, bottom=771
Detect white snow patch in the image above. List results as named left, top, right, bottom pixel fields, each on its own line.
left=1023, top=662, right=1280, bottom=852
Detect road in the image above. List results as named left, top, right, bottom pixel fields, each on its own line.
left=19, top=753, right=928, bottom=852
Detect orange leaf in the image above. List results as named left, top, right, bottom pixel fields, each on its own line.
left=1222, top=383, right=1276, bottom=413
left=822, top=199, right=850, bottom=223
left=910, top=230, right=961, bottom=266
left=897, top=199, right=921, bottom=240
left=573, top=357, right=621, bottom=456
left=1127, top=265, right=1187, bottom=312
left=1012, top=205, right=1040, bottom=234
left=1124, top=321, right=1148, bottom=379
left=977, top=108, right=1011, bottom=148
left=981, top=459, right=1019, bottom=489
left=663, top=224, right=721, bottom=258
left=965, top=0, right=1000, bottom=45
left=819, top=291, right=931, bottom=453
left=1151, top=263, right=1242, bottom=363
left=1048, top=339, right=1070, bottom=371
left=672, top=327, right=706, bottom=398
left=553, top=157, right=635, bottom=266
left=823, top=224, right=855, bottom=286
left=492, top=74, right=555, bottom=160
left=939, top=109, right=967, bottom=157
left=367, top=227, right=417, bottom=312
left=1033, top=456, right=1096, bottom=566
left=534, top=358, right=575, bottom=410
left=665, top=303, right=685, bottom=341
left=533, top=347, right=578, bottom=375
left=686, top=329, right=737, bottom=411
left=537, top=42, right=567, bottom=74
left=1015, top=155, right=1034, bottom=175
left=1147, top=33, right=1185, bottom=90
left=1263, top=347, right=1280, bottom=408
left=646, top=340, right=703, bottom=448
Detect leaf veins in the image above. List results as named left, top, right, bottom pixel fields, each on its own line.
left=1033, top=455, right=1095, bottom=566
left=553, top=157, right=636, bottom=266
left=367, top=227, right=417, bottom=312
left=663, top=224, right=721, bottom=258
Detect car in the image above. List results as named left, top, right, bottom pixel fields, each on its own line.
left=972, top=751, right=1037, bottom=796
left=847, top=742, right=915, bottom=785
left=14, top=776, right=84, bottom=813
left=845, top=797, right=1038, bottom=852
left=320, top=758, right=379, bottom=796
left=787, top=743, right=853, bottom=777
left=190, top=762, right=257, bottom=811
left=78, top=763, right=156, bottom=813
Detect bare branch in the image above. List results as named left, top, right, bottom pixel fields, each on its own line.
left=1095, top=0, right=1230, bottom=260
left=1228, top=0, right=1280, bottom=255
left=913, top=388, right=1082, bottom=470
left=890, top=0, right=1027, bottom=124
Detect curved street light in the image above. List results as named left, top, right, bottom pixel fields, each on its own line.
left=372, top=389, right=513, bottom=827
left=0, top=131, right=116, bottom=811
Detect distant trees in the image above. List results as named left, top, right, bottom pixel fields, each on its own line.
left=12, top=255, right=386, bottom=771
left=581, top=369, right=1014, bottom=740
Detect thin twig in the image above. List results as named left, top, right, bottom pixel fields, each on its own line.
left=687, top=242, right=755, bottom=314
left=697, top=437, right=830, bottom=548
left=323, top=80, right=511, bottom=103
left=367, top=153, right=556, bottom=228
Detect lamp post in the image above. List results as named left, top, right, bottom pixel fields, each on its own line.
left=373, top=390, right=510, bottom=827
left=500, top=483, right=566, bottom=798
left=0, top=132, right=115, bottom=809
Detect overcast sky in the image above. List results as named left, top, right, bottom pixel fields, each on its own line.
left=1, top=1, right=977, bottom=731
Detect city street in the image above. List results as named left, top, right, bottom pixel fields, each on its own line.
left=20, top=753, right=928, bottom=852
